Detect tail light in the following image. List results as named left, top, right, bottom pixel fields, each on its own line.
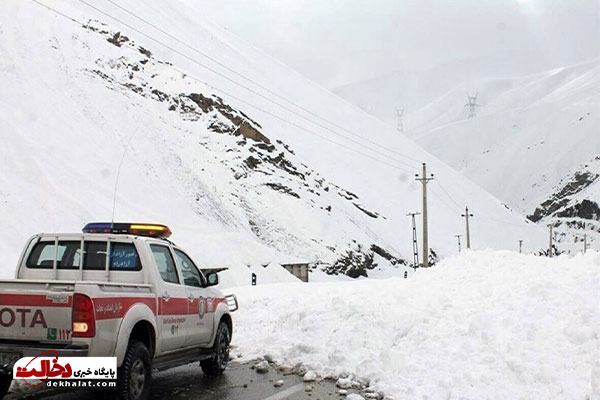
left=72, top=293, right=96, bottom=338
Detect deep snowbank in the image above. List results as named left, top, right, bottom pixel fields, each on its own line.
left=229, top=251, right=600, bottom=399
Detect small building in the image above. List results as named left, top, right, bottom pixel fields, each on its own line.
left=281, top=262, right=309, bottom=282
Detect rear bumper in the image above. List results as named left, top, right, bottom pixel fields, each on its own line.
left=0, top=342, right=89, bottom=374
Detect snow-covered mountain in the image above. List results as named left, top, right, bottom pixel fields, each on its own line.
left=410, top=60, right=600, bottom=250
left=335, top=55, right=599, bottom=253
left=0, top=0, right=545, bottom=278
left=527, top=156, right=600, bottom=253
left=332, top=55, right=546, bottom=129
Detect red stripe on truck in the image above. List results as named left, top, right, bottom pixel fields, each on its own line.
left=187, top=297, right=227, bottom=315
left=94, top=297, right=227, bottom=318
left=0, top=294, right=72, bottom=307
left=158, top=297, right=188, bottom=316
left=0, top=294, right=227, bottom=321
left=94, top=297, right=157, bottom=320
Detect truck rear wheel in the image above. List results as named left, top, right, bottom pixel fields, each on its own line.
left=200, top=321, right=231, bottom=376
left=118, top=341, right=152, bottom=400
left=0, top=374, right=11, bottom=400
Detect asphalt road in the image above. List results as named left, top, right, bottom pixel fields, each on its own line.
left=6, top=361, right=348, bottom=400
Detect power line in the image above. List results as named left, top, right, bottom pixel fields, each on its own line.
left=104, top=0, right=422, bottom=166
left=434, top=177, right=537, bottom=229
left=435, top=179, right=462, bottom=209
left=30, top=0, right=419, bottom=174
left=429, top=185, right=459, bottom=212
left=477, top=215, right=535, bottom=229
left=74, top=0, right=423, bottom=171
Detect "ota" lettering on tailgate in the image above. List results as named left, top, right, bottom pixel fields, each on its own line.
left=0, top=308, right=47, bottom=328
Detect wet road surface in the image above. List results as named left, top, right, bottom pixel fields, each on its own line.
left=6, top=361, right=347, bottom=400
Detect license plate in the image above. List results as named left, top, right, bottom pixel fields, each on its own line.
left=0, top=352, right=21, bottom=367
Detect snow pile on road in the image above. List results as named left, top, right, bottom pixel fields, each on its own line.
left=217, top=263, right=301, bottom=288
left=230, top=251, right=600, bottom=399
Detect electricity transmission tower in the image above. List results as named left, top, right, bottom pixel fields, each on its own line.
left=548, top=224, right=554, bottom=257
left=464, top=93, right=480, bottom=118
left=415, top=163, right=434, bottom=267
left=578, top=233, right=589, bottom=254
left=396, top=107, right=404, bottom=133
left=461, top=206, right=474, bottom=249
left=407, top=212, right=421, bottom=268
left=454, top=234, right=462, bottom=252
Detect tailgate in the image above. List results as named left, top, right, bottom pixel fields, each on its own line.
left=0, top=280, right=75, bottom=343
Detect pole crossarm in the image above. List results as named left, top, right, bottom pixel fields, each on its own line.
left=461, top=206, right=474, bottom=249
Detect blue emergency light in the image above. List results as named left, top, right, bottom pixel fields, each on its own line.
left=82, top=222, right=172, bottom=238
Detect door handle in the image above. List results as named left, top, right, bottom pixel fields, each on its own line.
left=162, top=292, right=170, bottom=300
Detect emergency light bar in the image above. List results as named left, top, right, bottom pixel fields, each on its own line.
left=82, top=222, right=172, bottom=238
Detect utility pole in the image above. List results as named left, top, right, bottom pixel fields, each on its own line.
left=464, top=92, right=480, bottom=118
left=548, top=224, right=554, bottom=257
left=406, top=212, right=421, bottom=268
left=415, top=163, right=434, bottom=267
left=461, top=206, right=474, bottom=249
left=519, top=239, right=523, bottom=254
left=454, top=234, right=462, bottom=252
left=396, top=107, right=404, bottom=133
left=583, top=233, right=588, bottom=254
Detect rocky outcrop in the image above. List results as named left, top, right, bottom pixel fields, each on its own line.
left=528, top=165, right=599, bottom=222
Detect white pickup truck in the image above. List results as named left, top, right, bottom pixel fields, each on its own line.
left=0, top=222, right=237, bottom=400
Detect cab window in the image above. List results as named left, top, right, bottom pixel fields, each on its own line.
left=174, top=249, right=204, bottom=287
left=26, top=240, right=141, bottom=271
left=150, top=244, right=179, bottom=284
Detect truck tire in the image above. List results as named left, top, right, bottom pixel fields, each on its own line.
left=0, top=374, right=11, bottom=400
left=117, top=341, right=152, bottom=400
left=200, top=321, right=231, bottom=376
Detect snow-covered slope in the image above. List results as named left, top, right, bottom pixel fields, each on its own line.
left=411, top=60, right=599, bottom=136
left=332, top=55, right=545, bottom=129
left=0, top=0, right=545, bottom=277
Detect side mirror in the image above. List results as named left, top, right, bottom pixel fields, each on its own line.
left=206, top=272, right=219, bottom=287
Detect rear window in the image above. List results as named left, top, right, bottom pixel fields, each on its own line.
left=26, top=240, right=141, bottom=271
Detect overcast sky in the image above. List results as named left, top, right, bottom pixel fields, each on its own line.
left=190, top=0, right=600, bottom=88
